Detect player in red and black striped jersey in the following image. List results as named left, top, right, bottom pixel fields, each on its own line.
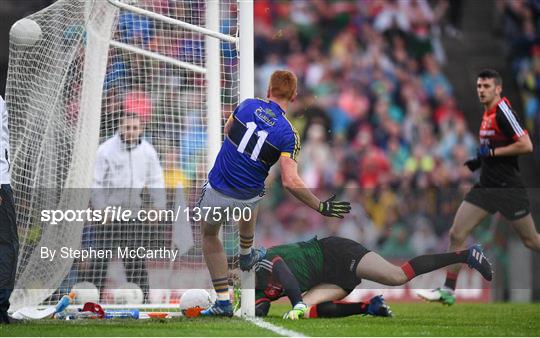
left=417, top=69, right=540, bottom=305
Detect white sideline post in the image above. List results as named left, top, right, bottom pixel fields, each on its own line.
left=239, top=0, right=255, bottom=318
left=206, top=0, right=221, bottom=166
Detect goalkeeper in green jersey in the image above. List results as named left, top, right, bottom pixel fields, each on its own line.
left=254, top=236, right=493, bottom=319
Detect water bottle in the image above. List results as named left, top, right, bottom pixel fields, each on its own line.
left=104, top=309, right=139, bottom=319
left=55, top=310, right=101, bottom=320
left=54, top=295, right=72, bottom=313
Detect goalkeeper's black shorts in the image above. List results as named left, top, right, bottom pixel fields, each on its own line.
left=319, top=237, right=370, bottom=293
left=464, top=183, right=530, bottom=220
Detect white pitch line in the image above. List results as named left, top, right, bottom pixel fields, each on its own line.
left=245, top=316, right=308, bottom=337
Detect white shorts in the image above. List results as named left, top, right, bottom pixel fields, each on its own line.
left=197, top=182, right=262, bottom=225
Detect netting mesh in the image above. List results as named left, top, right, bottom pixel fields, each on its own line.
left=7, top=0, right=239, bottom=310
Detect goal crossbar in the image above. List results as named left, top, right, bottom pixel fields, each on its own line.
left=109, top=40, right=207, bottom=73
left=107, top=0, right=238, bottom=43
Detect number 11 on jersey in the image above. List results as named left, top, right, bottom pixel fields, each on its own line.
left=237, top=122, right=268, bottom=161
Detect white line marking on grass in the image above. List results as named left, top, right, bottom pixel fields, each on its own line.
left=246, top=317, right=307, bottom=337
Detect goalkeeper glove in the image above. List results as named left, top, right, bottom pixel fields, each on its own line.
left=477, top=144, right=494, bottom=158
left=464, top=158, right=482, bottom=172
left=283, top=302, right=308, bottom=320
left=318, top=195, right=351, bottom=218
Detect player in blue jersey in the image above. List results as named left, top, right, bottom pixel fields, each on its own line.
left=198, top=70, right=351, bottom=316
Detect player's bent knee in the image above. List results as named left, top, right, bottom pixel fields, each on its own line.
left=396, top=271, right=409, bottom=285
left=389, top=270, right=408, bottom=286
left=378, top=267, right=408, bottom=286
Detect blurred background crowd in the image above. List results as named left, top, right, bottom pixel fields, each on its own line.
left=503, top=0, right=540, bottom=159
left=94, top=0, right=540, bottom=260
left=252, top=0, right=539, bottom=261
left=1, top=0, right=539, bottom=296
left=251, top=0, right=482, bottom=256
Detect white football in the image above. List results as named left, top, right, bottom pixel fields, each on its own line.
left=70, top=281, right=100, bottom=304
left=179, top=289, right=212, bottom=316
left=112, top=282, right=144, bottom=304
left=10, top=18, right=42, bottom=46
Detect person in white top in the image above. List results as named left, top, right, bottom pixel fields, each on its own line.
left=88, top=112, right=165, bottom=300
left=92, top=114, right=166, bottom=212
left=0, top=95, right=18, bottom=324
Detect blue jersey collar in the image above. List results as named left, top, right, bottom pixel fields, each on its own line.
left=267, top=99, right=286, bottom=115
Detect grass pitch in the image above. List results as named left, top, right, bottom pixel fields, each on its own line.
left=1, top=303, right=539, bottom=336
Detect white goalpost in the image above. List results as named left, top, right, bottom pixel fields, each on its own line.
left=237, top=0, right=255, bottom=318
left=6, top=0, right=254, bottom=316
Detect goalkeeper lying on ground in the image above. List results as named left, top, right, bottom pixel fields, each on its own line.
left=254, top=236, right=493, bottom=319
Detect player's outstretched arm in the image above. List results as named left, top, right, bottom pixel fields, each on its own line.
left=280, top=156, right=319, bottom=209
left=271, top=257, right=308, bottom=320
left=269, top=256, right=304, bottom=307
left=279, top=156, right=351, bottom=218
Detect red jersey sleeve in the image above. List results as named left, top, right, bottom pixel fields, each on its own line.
left=496, top=99, right=528, bottom=141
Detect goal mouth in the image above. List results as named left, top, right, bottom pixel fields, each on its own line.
left=7, top=0, right=254, bottom=316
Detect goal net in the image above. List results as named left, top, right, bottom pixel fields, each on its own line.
left=6, top=0, right=250, bottom=314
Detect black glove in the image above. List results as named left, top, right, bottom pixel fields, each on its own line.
left=464, top=157, right=482, bottom=172
left=318, top=195, right=351, bottom=218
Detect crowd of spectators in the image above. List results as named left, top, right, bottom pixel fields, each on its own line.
left=251, top=0, right=486, bottom=257
left=98, top=0, right=497, bottom=261
left=502, top=0, right=540, bottom=159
